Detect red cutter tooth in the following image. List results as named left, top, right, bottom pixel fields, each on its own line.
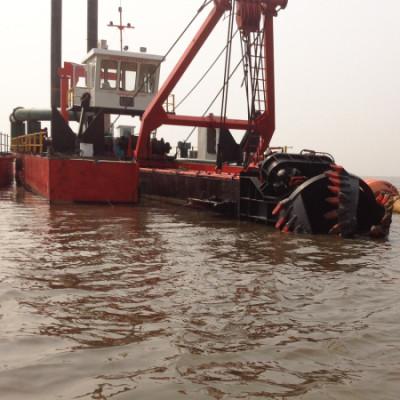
left=283, top=217, right=296, bottom=233
left=376, top=193, right=384, bottom=204
left=326, top=197, right=340, bottom=205
left=381, top=193, right=390, bottom=206
left=275, top=217, right=286, bottom=229
left=324, top=210, right=338, bottom=220
left=326, top=171, right=340, bottom=179
left=328, top=185, right=340, bottom=194
left=328, top=176, right=341, bottom=186
left=272, top=202, right=283, bottom=216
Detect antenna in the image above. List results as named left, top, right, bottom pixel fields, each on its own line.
left=107, top=3, right=134, bottom=52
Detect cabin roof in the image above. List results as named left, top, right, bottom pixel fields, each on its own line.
left=83, top=48, right=164, bottom=64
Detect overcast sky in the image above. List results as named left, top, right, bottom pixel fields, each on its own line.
left=0, top=0, right=399, bottom=176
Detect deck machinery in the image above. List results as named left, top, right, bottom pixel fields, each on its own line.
left=10, top=0, right=394, bottom=237
left=133, top=0, right=393, bottom=238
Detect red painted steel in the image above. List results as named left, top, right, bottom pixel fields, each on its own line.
left=0, top=155, right=14, bottom=187
left=254, top=10, right=275, bottom=162
left=58, top=62, right=87, bottom=121
left=236, top=0, right=261, bottom=33
left=135, top=1, right=231, bottom=160
left=17, top=154, right=139, bottom=203
left=60, top=72, right=70, bottom=121
left=135, top=0, right=286, bottom=164
left=19, top=154, right=50, bottom=196
left=59, top=62, right=74, bottom=122
left=365, top=179, right=399, bottom=197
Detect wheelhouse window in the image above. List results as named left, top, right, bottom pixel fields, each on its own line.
left=100, top=59, right=118, bottom=90
left=139, top=64, right=157, bottom=94
left=119, top=62, right=138, bottom=92
left=87, top=62, right=95, bottom=89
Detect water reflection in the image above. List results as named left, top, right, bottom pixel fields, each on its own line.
left=0, top=185, right=400, bottom=399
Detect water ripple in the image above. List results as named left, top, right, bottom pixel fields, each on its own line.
left=0, top=186, right=400, bottom=399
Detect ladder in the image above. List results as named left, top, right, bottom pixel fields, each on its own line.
left=249, top=33, right=266, bottom=117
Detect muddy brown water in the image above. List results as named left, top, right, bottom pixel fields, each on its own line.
left=0, top=181, right=400, bottom=400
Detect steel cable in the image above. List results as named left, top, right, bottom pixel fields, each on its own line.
left=175, top=29, right=239, bottom=110
left=181, top=31, right=263, bottom=146
left=181, top=54, right=246, bottom=146
left=111, top=0, right=212, bottom=128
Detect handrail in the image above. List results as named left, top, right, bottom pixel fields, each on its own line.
left=11, top=131, right=47, bottom=154
left=0, top=132, right=10, bottom=154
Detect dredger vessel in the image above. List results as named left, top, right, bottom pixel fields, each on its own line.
left=9, top=0, right=394, bottom=238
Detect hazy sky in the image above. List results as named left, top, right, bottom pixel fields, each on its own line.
left=0, top=0, right=399, bottom=176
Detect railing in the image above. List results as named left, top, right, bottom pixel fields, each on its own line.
left=0, top=132, right=10, bottom=154
left=11, top=132, right=46, bottom=154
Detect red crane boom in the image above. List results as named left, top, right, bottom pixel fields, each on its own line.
left=134, top=0, right=288, bottom=162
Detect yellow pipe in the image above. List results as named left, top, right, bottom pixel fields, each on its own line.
left=394, top=196, right=400, bottom=214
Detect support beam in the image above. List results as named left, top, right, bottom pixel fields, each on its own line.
left=253, top=12, right=276, bottom=161
left=164, top=114, right=253, bottom=131
left=135, top=2, right=231, bottom=160
left=51, top=0, right=62, bottom=109
left=87, top=0, right=98, bottom=52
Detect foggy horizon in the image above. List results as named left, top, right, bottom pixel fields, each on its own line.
left=1, top=0, right=399, bottom=177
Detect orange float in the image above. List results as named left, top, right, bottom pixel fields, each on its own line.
left=365, top=179, right=400, bottom=214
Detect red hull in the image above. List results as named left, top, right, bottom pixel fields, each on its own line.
left=0, top=155, right=14, bottom=187
left=16, top=154, right=139, bottom=203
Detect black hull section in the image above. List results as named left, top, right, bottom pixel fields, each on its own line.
left=139, top=151, right=391, bottom=237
